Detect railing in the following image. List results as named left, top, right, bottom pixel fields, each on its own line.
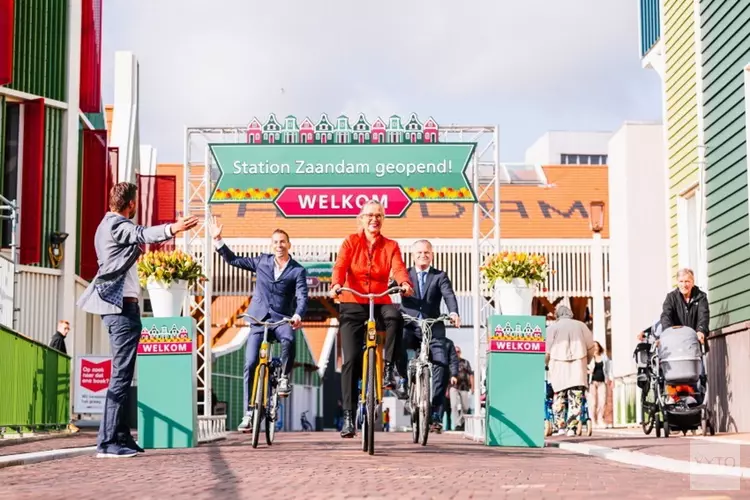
left=0, top=325, right=71, bottom=433
left=464, top=414, right=485, bottom=442
left=613, top=374, right=639, bottom=427
left=203, top=238, right=610, bottom=300
left=0, top=253, right=13, bottom=330
left=640, top=0, right=661, bottom=57
left=16, top=265, right=61, bottom=345
left=197, top=415, right=227, bottom=443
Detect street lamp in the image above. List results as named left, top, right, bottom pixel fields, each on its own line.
left=588, top=200, right=606, bottom=351
left=589, top=201, right=605, bottom=233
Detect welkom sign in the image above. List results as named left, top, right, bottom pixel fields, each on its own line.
left=207, top=112, right=477, bottom=217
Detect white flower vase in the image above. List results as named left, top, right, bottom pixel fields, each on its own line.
left=494, top=278, right=534, bottom=316
left=146, top=279, right=188, bottom=318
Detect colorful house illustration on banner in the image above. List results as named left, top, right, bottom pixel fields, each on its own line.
left=352, top=113, right=371, bottom=144
left=245, top=118, right=262, bottom=144
left=387, top=115, right=404, bottom=143
left=335, top=115, right=352, bottom=144
left=424, top=117, right=439, bottom=143
left=371, top=117, right=386, bottom=144
left=299, top=117, right=315, bottom=143
left=404, top=113, right=423, bottom=144
left=315, top=113, right=334, bottom=144
left=262, top=113, right=282, bottom=144
left=283, top=116, right=299, bottom=144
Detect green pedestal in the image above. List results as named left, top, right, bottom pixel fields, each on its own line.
left=136, top=316, right=197, bottom=449
left=485, top=315, right=546, bottom=448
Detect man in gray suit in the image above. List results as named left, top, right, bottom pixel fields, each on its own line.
left=77, top=182, right=197, bottom=458
left=398, top=239, right=460, bottom=431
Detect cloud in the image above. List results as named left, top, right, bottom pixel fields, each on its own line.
left=101, top=0, right=660, bottom=162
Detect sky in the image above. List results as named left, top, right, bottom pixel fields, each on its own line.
left=101, top=0, right=662, bottom=164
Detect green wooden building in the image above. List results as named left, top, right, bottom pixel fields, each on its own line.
left=700, top=0, right=750, bottom=431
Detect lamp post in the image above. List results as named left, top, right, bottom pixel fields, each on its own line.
left=589, top=201, right=607, bottom=348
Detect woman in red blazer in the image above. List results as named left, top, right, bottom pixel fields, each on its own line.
left=330, top=199, right=414, bottom=438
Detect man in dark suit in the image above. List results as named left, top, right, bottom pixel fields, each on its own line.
left=209, top=216, right=308, bottom=433
left=398, top=239, right=460, bottom=430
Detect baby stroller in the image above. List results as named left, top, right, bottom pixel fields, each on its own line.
left=635, top=325, right=715, bottom=437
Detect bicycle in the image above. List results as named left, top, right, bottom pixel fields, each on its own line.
left=300, top=410, right=313, bottom=432
left=335, top=285, right=405, bottom=456
left=635, top=328, right=659, bottom=436
left=241, top=314, right=292, bottom=448
left=402, top=313, right=452, bottom=446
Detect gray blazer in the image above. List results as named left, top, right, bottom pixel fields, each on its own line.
left=77, top=212, right=172, bottom=316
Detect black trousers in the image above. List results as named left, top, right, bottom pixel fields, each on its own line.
left=339, top=302, right=403, bottom=411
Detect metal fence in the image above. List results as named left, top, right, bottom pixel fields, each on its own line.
left=0, top=325, right=71, bottom=433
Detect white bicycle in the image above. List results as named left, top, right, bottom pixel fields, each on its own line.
left=402, top=313, right=453, bottom=446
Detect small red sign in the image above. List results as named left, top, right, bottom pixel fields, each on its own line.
left=273, top=187, right=412, bottom=218
left=137, top=341, right=193, bottom=355
left=80, top=359, right=112, bottom=392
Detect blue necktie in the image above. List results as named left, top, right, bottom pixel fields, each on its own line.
left=418, top=271, right=426, bottom=320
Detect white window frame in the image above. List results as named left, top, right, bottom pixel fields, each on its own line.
left=677, top=182, right=703, bottom=284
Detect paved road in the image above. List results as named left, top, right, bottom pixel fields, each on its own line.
left=1, top=432, right=748, bottom=499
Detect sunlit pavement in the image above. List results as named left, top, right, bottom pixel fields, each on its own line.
left=1, top=431, right=749, bottom=499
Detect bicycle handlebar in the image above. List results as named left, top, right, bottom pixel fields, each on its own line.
left=240, top=314, right=292, bottom=327
left=335, top=286, right=406, bottom=299
left=402, top=313, right=454, bottom=326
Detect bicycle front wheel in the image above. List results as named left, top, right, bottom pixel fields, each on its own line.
left=252, top=365, right=266, bottom=448
left=366, top=347, right=376, bottom=456
left=419, top=366, right=430, bottom=446
left=265, top=385, right=278, bottom=445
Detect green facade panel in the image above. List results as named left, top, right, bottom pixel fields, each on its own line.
left=9, top=0, right=68, bottom=101
left=701, top=0, right=750, bottom=330
left=40, top=107, right=63, bottom=268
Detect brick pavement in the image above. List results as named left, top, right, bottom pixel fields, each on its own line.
left=1, top=432, right=749, bottom=500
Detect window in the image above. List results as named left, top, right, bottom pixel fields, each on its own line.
left=678, top=187, right=700, bottom=274
left=560, top=153, right=608, bottom=165
left=2, top=102, right=20, bottom=248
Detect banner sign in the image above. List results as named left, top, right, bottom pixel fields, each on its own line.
left=488, top=319, right=546, bottom=354
left=74, top=355, right=112, bottom=414
left=207, top=113, right=478, bottom=217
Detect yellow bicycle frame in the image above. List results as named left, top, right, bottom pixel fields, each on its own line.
left=360, top=319, right=385, bottom=404
left=249, top=338, right=270, bottom=408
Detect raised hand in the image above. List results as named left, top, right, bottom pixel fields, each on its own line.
left=172, top=215, right=199, bottom=234
left=208, top=216, right=223, bottom=240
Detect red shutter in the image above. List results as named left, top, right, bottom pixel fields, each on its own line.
left=79, top=130, right=108, bottom=280
left=79, top=0, right=102, bottom=112
left=20, top=98, right=45, bottom=265
left=0, top=0, right=14, bottom=86
left=136, top=174, right=176, bottom=253
left=154, top=175, right=176, bottom=252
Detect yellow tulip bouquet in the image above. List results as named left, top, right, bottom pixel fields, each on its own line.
left=137, top=249, right=206, bottom=288
left=480, top=251, right=552, bottom=288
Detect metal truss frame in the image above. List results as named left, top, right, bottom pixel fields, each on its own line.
left=183, top=123, right=547, bottom=433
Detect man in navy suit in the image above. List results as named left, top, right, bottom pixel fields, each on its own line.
left=398, top=239, right=460, bottom=431
left=209, top=216, right=308, bottom=433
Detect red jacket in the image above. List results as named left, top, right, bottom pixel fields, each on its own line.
left=332, top=231, right=411, bottom=305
